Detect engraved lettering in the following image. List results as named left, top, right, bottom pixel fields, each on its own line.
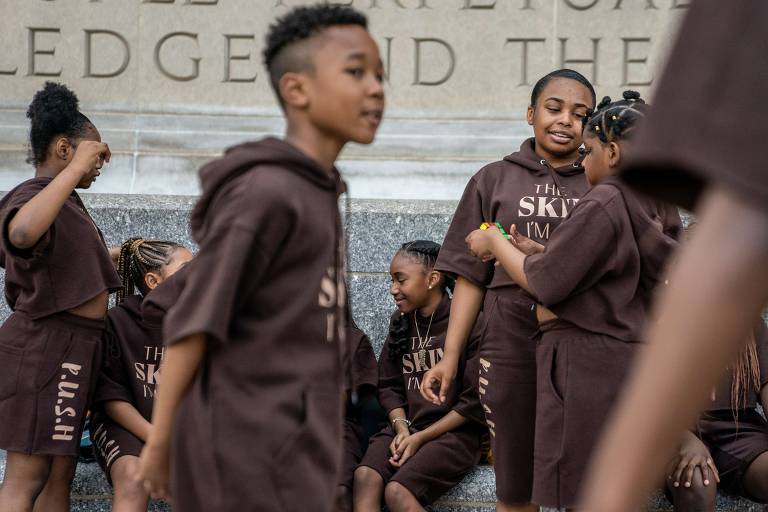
left=559, top=37, right=600, bottom=84
left=622, top=37, right=653, bottom=86
left=154, top=31, right=201, bottom=82
left=413, top=38, right=455, bottom=86
left=28, top=27, right=62, bottom=77
left=223, top=34, right=257, bottom=83
left=84, top=29, right=130, bottom=78
left=505, top=38, right=546, bottom=86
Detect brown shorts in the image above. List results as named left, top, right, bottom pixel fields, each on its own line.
left=89, top=412, right=144, bottom=485
left=532, top=322, right=637, bottom=509
left=699, top=408, right=768, bottom=502
left=477, top=288, right=539, bottom=504
left=340, top=419, right=363, bottom=489
left=358, top=424, right=480, bottom=506
left=0, top=311, right=104, bottom=457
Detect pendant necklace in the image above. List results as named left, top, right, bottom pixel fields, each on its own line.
left=413, top=309, right=435, bottom=370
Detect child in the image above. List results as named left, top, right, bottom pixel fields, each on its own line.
left=135, top=5, right=384, bottom=512
left=665, top=321, right=768, bottom=511
left=337, top=323, right=378, bottom=512
left=465, top=92, right=682, bottom=509
left=354, top=240, right=485, bottom=512
left=579, top=3, right=768, bottom=510
left=421, top=68, right=596, bottom=512
left=0, top=82, right=119, bottom=512
left=89, top=238, right=192, bottom=512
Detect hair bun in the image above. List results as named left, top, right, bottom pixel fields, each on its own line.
left=26, top=82, right=80, bottom=133
left=623, top=90, right=641, bottom=101
left=596, top=96, right=612, bottom=110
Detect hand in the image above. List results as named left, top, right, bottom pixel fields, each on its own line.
left=389, top=431, right=424, bottom=468
left=465, top=226, right=503, bottom=261
left=389, top=429, right=409, bottom=458
left=420, top=359, right=457, bottom=405
left=135, top=437, right=171, bottom=500
left=666, top=432, right=719, bottom=489
left=509, top=225, right=545, bottom=255
left=66, top=141, right=111, bottom=179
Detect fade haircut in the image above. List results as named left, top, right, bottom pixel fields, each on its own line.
left=262, top=4, right=368, bottom=106
left=530, top=68, right=596, bottom=108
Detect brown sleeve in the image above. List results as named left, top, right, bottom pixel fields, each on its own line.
left=452, top=319, right=485, bottom=425
left=163, top=224, right=267, bottom=346
left=352, top=331, right=378, bottom=395
left=92, top=329, right=133, bottom=405
left=0, top=188, right=53, bottom=260
left=435, top=177, right=494, bottom=287
left=524, top=200, right=618, bottom=307
left=377, top=341, right=408, bottom=415
left=660, top=202, right=683, bottom=241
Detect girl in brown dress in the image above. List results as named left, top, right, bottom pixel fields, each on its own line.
left=354, top=241, right=485, bottom=512
left=465, top=92, right=681, bottom=509
left=90, top=238, right=192, bottom=512
left=421, top=69, right=596, bottom=512
left=0, top=82, right=120, bottom=512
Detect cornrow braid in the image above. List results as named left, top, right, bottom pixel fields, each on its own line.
left=387, top=240, right=455, bottom=360
left=116, top=237, right=184, bottom=303
left=584, top=90, right=648, bottom=143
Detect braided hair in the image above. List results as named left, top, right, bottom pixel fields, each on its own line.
left=116, top=237, right=184, bottom=303
left=388, top=240, right=455, bottom=360
left=583, top=90, right=648, bottom=143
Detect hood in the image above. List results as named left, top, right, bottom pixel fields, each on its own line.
left=603, top=176, right=679, bottom=299
left=117, top=294, right=144, bottom=322
left=191, top=137, right=346, bottom=242
left=142, top=264, right=191, bottom=328
left=503, top=137, right=585, bottom=177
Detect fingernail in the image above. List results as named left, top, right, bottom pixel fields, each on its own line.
left=673, top=482, right=679, bottom=487
left=704, top=480, right=710, bottom=485
left=684, top=482, right=691, bottom=488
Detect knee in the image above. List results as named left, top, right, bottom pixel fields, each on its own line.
left=384, top=481, right=418, bottom=512
left=110, top=458, right=146, bottom=500
left=670, top=475, right=716, bottom=512
left=353, top=466, right=381, bottom=489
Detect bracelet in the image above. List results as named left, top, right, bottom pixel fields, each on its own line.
left=479, top=222, right=511, bottom=241
left=392, top=418, right=411, bottom=427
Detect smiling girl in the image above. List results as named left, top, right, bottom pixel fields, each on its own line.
left=421, top=69, right=595, bottom=512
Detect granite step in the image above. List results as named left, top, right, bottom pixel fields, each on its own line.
left=2, top=450, right=767, bottom=511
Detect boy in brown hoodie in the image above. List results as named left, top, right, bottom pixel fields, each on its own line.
left=134, top=5, right=384, bottom=512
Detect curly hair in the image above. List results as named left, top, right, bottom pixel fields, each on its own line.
left=262, top=4, right=367, bottom=103
left=583, top=90, right=649, bottom=143
left=26, top=82, right=94, bottom=167
left=116, top=237, right=184, bottom=302
left=388, top=240, right=454, bottom=360
left=530, top=68, right=596, bottom=107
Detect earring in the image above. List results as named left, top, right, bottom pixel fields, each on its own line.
left=428, top=285, right=433, bottom=290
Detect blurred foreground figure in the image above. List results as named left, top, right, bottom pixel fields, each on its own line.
left=580, top=1, right=768, bottom=510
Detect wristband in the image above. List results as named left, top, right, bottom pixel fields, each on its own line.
left=479, top=222, right=511, bottom=240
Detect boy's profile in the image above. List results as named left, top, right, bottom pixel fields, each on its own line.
left=134, top=5, right=385, bottom=511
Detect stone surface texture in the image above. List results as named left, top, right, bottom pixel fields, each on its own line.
left=0, top=0, right=687, bottom=199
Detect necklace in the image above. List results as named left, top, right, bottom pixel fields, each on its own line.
left=413, top=309, right=435, bottom=370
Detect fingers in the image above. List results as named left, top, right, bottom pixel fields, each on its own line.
left=437, top=376, right=450, bottom=405
left=673, top=457, right=688, bottom=486
left=684, top=461, right=696, bottom=488
left=707, top=458, right=720, bottom=483
left=420, top=372, right=439, bottom=403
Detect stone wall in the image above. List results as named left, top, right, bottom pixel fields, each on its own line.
left=0, top=0, right=688, bottom=199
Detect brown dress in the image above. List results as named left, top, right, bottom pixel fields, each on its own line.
left=163, top=138, right=348, bottom=512
left=358, top=294, right=485, bottom=506
left=435, top=137, right=590, bottom=504
left=620, top=0, right=768, bottom=214
left=90, top=267, right=188, bottom=482
left=524, top=177, right=681, bottom=508
left=0, top=177, right=121, bottom=456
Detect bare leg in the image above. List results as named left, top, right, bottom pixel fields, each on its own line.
left=741, top=451, right=768, bottom=502
left=581, top=187, right=768, bottom=511
left=383, top=481, right=424, bottom=512
left=110, top=456, right=150, bottom=512
left=32, top=455, right=76, bottom=512
left=352, top=466, right=384, bottom=512
left=0, top=452, right=51, bottom=512
left=667, top=470, right=716, bottom=512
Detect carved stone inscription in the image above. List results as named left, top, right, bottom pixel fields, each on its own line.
left=0, top=0, right=686, bottom=113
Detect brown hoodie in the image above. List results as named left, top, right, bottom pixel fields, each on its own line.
left=525, top=177, right=681, bottom=342
left=163, top=137, right=348, bottom=512
left=436, top=138, right=590, bottom=291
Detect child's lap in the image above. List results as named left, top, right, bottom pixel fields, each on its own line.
left=89, top=413, right=144, bottom=485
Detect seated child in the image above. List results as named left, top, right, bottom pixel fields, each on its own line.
left=337, top=323, right=378, bottom=512
left=89, top=238, right=192, bottom=512
left=666, top=321, right=768, bottom=511
left=353, top=240, right=485, bottom=512
left=464, top=91, right=682, bottom=509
